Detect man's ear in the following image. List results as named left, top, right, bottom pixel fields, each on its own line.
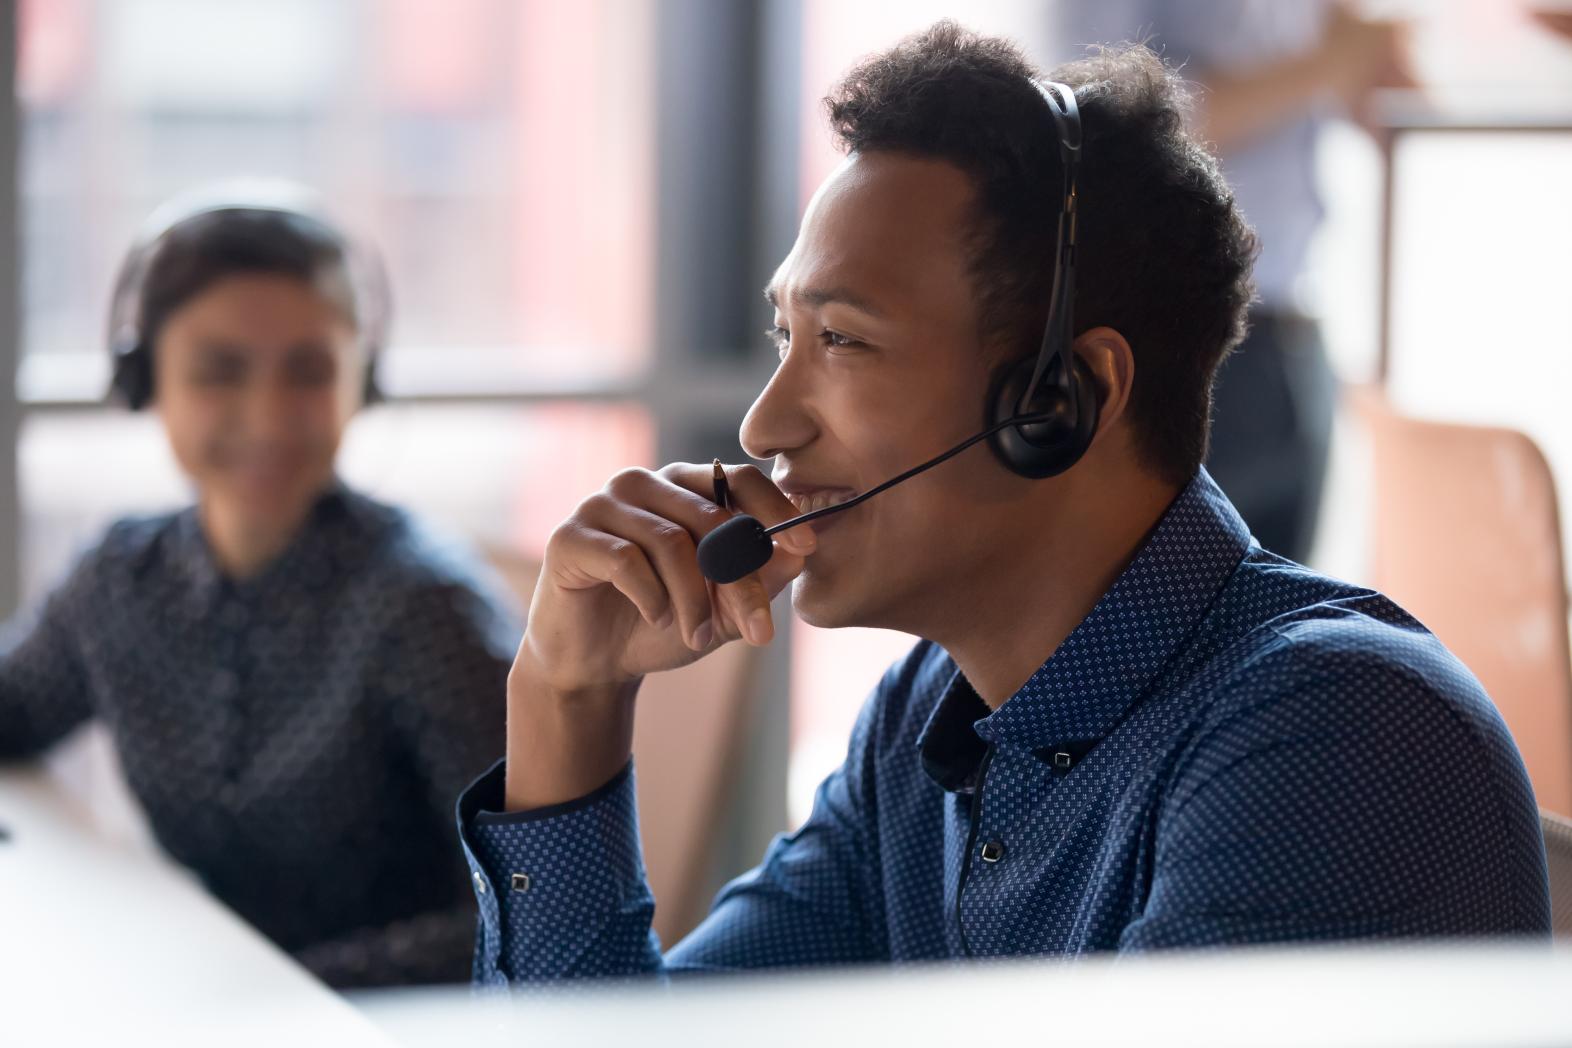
left=1072, top=326, right=1134, bottom=447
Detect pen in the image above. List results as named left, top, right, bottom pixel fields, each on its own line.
left=711, top=459, right=731, bottom=512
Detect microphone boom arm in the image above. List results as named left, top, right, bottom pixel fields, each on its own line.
left=764, top=410, right=1056, bottom=536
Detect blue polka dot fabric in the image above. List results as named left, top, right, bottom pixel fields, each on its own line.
left=0, top=481, right=520, bottom=986
left=459, top=469, right=1550, bottom=986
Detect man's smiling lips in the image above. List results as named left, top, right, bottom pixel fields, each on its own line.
left=773, top=477, right=861, bottom=534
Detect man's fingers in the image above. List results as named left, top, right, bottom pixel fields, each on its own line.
left=608, top=467, right=731, bottom=543
left=652, top=462, right=816, bottom=556
left=575, top=496, right=716, bottom=650
left=657, top=463, right=812, bottom=635
left=586, top=463, right=817, bottom=647
left=754, top=546, right=807, bottom=603
left=547, top=522, right=673, bottom=630
left=692, top=574, right=777, bottom=649
left=711, top=572, right=776, bottom=647
left=717, top=464, right=817, bottom=555
left=666, top=462, right=813, bottom=634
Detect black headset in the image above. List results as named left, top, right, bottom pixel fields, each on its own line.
left=107, top=190, right=391, bottom=411
left=986, top=79, right=1100, bottom=479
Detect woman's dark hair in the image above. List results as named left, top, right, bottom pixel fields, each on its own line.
left=137, top=206, right=367, bottom=351
left=825, top=22, right=1258, bottom=485
left=109, top=204, right=387, bottom=407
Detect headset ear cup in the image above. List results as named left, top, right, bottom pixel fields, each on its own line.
left=986, top=352, right=1101, bottom=479
left=110, top=342, right=154, bottom=411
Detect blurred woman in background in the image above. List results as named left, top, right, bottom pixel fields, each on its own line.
left=0, top=187, right=518, bottom=987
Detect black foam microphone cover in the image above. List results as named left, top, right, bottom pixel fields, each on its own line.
left=697, top=515, right=773, bottom=584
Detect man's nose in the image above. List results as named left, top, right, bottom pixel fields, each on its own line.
left=739, top=347, right=817, bottom=462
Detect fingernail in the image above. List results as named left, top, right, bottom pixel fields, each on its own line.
left=746, top=607, right=773, bottom=645
left=655, top=608, right=674, bottom=629
left=691, top=619, right=714, bottom=650
left=781, top=526, right=816, bottom=554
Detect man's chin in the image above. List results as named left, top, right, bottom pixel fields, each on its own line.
left=790, top=572, right=871, bottom=631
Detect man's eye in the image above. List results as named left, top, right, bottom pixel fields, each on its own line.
left=764, top=325, right=863, bottom=355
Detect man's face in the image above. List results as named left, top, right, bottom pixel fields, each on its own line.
left=743, top=152, right=1028, bottom=631
left=154, top=273, right=363, bottom=532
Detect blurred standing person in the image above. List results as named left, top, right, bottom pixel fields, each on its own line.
left=1055, top=1, right=1415, bottom=562
left=0, top=187, right=519, bottom=987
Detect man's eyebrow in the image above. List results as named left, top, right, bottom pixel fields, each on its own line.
left=762, top=284, right=886, bottom=318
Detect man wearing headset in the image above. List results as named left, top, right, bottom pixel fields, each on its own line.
left=458, top=24, right=1549, bottom=987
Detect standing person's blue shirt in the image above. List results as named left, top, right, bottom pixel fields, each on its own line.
left=457, top=470, right=1550, bottom=985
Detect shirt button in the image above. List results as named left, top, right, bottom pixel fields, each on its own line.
left=980, top=840, right=1005, bottom=864
left=472, top=870, right=488, bottom=895
left=511, top=872, right=531, bottom=893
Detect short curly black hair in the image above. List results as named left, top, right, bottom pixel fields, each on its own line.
left=825, top=21, right=1257, bottom=485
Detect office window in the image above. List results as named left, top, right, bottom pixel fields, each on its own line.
left=1386, top=129, right=1572, bottom=558
left=15, top=0, right=656, bottom=597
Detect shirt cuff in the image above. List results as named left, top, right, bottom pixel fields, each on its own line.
left=455, top=758, right=651, bottom=986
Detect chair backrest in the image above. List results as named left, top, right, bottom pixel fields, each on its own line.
left=481, top=547, right=761, bottom=946
left=1543, top=809, right=1572, bottom=936
left=1352, top=390, right=1572, bottom=817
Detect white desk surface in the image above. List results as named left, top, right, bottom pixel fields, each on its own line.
left=354, top=943, right=1572, bottom=1048
left=8, top=761, right=1572, bottom=1047
left=0, top=765, right=388, bottom=1046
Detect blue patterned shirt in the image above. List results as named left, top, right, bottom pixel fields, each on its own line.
left=458, top=470, right=1550, bottom=987
left=0, top=482, right=520, bottom=986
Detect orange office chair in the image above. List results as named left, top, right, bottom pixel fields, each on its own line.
left=483, top=548, right=762, bottom=946
left=1352, top=389, right=1572, bottom=818
left=1544, top=809, right=1572, bottom=936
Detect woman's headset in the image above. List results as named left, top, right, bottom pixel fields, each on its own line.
left=106, top=181, right=392, bottom=411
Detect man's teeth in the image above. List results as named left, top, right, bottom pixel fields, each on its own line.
left=792, top=490, right=855, bottom=515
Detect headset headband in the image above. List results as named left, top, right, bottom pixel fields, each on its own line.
left=107, top=180, right=392, bottom=367
left=1018, top=80, right=1082, bottom=413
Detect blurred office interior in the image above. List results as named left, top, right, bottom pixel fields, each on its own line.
left=1, top=0, right=1571, bottom=1033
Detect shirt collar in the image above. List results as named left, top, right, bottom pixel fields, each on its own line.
left=917, top=469, right=1251, bottom=791
left=172, top=478, right=354, bottom=611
